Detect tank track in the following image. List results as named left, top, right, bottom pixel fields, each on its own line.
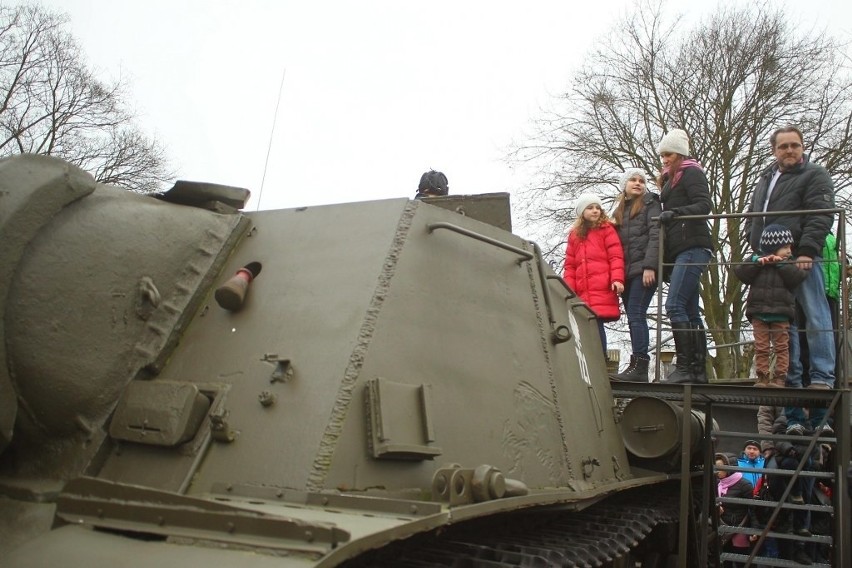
left=342, top=484, right=682, bottom=567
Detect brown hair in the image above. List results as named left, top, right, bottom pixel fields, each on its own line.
left=613, top=192, right=645, bottom=225
left=656, top=153, right=684, bottom=189
left=770, top=126, right=804, bottom=148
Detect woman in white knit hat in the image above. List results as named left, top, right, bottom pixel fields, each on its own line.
left=655, top=129, right=714, bottom=384
left=610, top=168, right=661, bottom=382
left=563, top=193, right=625, bottom=355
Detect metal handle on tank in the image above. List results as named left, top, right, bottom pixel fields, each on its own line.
left=427, top=223, right=566, bottom=338
left=426, top=222, right=533, bottom=263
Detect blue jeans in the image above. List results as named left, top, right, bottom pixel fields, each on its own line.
left=622, top=275, right=657, bottom=356
left=665, top=247, right=711, bottom=326
left=786, top=258, right=836, bottom=427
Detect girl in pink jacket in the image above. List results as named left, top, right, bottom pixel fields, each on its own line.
left=563, top=193, right=625, bottom=353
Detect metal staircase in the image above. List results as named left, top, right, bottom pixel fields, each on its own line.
left=611, top=382, right=850, bottom=567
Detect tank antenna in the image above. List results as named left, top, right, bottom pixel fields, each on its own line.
left=256, top=68, right=286, bottom=211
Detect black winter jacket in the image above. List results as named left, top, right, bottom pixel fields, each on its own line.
left=745, top=157, right=835, bottom=259
left=733, top=257, right=807, bottom=321
left=719, top=475, right=753, bottom=526
left=659, top=165, right=714, bottom=262
left=616, top=192, right=662, bottom=279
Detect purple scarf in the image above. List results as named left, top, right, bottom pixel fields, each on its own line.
left=717, top=471, right=743, bottom=496
left=663, top=158, right=703, bottom=188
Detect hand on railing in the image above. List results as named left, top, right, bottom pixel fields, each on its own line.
left=658, top=210, right=676, bottom=225
left=756, top=254, right=784, bottom=265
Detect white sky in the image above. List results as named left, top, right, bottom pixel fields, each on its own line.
left=33, top=0, right=852, bottom=223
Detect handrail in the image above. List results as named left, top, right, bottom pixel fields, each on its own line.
left=427, top=222, right=566, bottom=341
left=653, top=207, right=849, bottom=389
left=650, top=206, right=850, bottom=568
left=427, top=222, right=533, bottom=263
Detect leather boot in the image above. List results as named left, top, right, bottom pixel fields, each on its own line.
left=754, top=371, right=770, bottom=387
left=690, top=323, right=708, bottom=384
left=769, top=373, right=786, bottom=388
left=611, top=354, right=637, bottom=380
left=613, top=354, right=650, bottom=382
left=661, top=325, right=694, bottom=384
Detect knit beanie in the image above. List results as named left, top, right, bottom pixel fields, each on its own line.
left=656, top=129, right=690, bottom=156
left=416, top=170, right=449, bottom=197
left=575, top=193, right=603, bottom=217
left=619, top=168, right=647, bottom=193
left=759, top=223, right=794, bottom=255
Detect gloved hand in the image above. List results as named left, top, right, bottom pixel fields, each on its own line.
left=659, top=210, right=676, bottom=225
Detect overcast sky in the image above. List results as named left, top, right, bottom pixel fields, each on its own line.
left=33, top=0, right=852, bottom=222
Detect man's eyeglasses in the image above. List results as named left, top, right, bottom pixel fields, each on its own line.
left=776, top=142, right=802, bottom=150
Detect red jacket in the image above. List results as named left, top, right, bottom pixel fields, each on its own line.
left=563, top=222, right=625, bottom=321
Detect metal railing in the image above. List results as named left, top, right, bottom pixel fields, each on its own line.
left=652, top=207, right=849, bottom=390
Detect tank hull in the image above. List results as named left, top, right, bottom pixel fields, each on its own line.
left=1, top=155, right=697, bottom=567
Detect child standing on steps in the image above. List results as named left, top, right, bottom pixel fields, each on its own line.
left=564, top=193, right=625, bottom=355
left=733, top=224, right=807, bottom=387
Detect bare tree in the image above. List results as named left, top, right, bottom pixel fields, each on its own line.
left=0, top=3, right=172, bottom=192
left=512, top=0, right=852, bottom=380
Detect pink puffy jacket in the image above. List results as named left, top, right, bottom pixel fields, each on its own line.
left=563, top=222, right=625, bottom=321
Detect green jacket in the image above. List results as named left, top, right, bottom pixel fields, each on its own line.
left=822, top=233, right=840, bottom=300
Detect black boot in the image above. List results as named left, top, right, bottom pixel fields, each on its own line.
left=612, top=354, right=650, bottom=382
left=691, top=323, right=708, bottom=384
left=661, top=324, right=694, bottom=384
left=610, top=354, right=637, bottom=380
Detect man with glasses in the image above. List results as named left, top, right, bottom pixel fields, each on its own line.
left=745, top=126, right=836, bottom=435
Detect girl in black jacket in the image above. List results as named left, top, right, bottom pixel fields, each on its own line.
left=716, top=454, right=754, bottom=561
left=655, top=129, right=714, bottom=384
left=611, top=168, right=661, bottom=382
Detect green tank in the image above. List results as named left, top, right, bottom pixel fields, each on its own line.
left=1, top=154, right=706, bottom=567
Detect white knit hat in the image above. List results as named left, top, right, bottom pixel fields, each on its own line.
left=618, top=168, right=647, bottom=193
left=575, top=193, right=603, bottom=217
left=656, top=129, right=690, bottom=156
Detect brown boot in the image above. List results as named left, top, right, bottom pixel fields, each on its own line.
left=754, top=371, right=770, bottom=387
left=768, top=373, right=786, bottom=388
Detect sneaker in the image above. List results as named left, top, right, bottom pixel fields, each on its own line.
left=814, top=423, right=834, bottom=436
left=806, top=383, right=831, bottom=390
left=786, top=423, right=806, bottom=436
left=789, top=494, right=805, bottom=504
left=794, top=527, right=812, bottom=537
